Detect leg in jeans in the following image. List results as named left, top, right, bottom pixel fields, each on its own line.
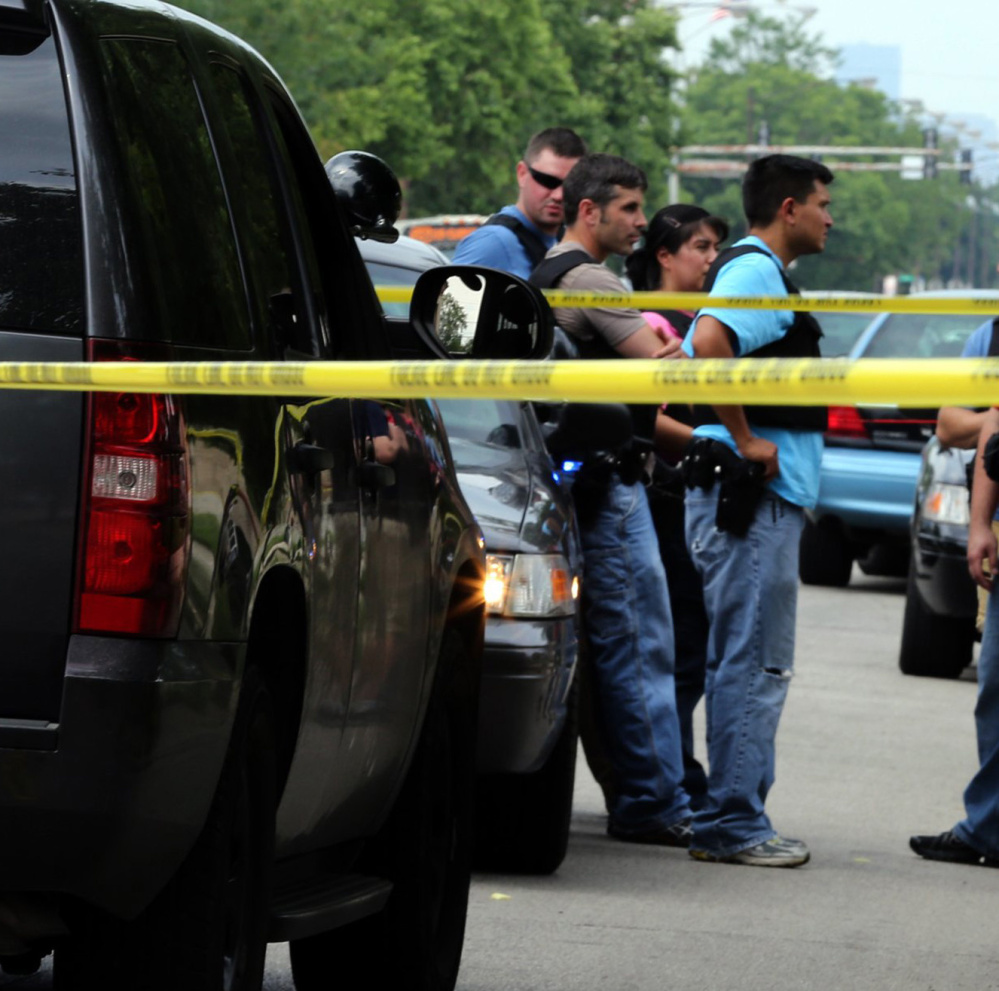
left=649, top=493, right=709, bottom=809
left=579, top=475, right=690, bottom=833
left=685, top=488, right=804, bottom=857
left=954, top=583, right=999, bottom=857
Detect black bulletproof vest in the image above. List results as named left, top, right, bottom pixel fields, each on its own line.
left=483, top=213, right=550, bottom=271
left=648, top=310, right=695, bottom=427
left=530, top=249, right=658, bottom=446
left=692, top=245, right=828, bottom=432
left=649, top=309, right=694, bottom=337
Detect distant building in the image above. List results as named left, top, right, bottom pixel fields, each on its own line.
left=835, top=43, right=901, bottom=103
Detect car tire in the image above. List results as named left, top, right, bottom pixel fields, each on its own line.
left=290, top=630, right=475, bottom=991
left=55, top=667, right=277, bottom=991
left=473, top=679, right=579, bottom=875
left=799, top=518, right=853, bottom=587
left=899, top=566, right=974, bottom=678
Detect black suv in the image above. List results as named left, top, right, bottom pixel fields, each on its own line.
left=0, top=1, right=549, bottom=988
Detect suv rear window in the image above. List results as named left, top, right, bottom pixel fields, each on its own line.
left=0, top=31, right=83, bottom=335
left=99, top=38, right=250, bottom=349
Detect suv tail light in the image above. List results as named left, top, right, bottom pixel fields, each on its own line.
left=825, top=405, right=870, bottom=444
left=74, top=341, right=190, bottom=637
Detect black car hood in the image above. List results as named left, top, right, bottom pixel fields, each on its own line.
left=446, top=436, right=568, bottom=556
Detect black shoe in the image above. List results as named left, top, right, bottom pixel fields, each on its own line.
left=608, top=818, right=692, bottom=848
left=909, top=830, right=999, bottom=867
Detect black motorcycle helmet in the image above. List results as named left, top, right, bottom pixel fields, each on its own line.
left=325, top=150, right=401, bottom=243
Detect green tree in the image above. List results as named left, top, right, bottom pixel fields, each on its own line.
left=540, top=0, right=683, bottom=204
left=177, top=0, right=585, bottom=215
left=679, top=10, right=995, bottom=289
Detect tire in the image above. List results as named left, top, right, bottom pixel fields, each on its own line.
left=899, top=566, right=975, bottom=678
left=290, top=630, right=476, bottom=991
left=799, top=518, right=853, bottom=587
left=473, top=679, right=579, bottom=875
left=55, top=669, right=277, bottom=991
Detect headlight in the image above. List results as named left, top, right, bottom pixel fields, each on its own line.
left=923, top=482, right=969, bottom=526
left=484, top=553, right=577, bottom=617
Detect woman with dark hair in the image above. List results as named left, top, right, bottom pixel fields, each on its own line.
left=627, top=203, right=728, bottom=811
left=626, top=203, right=729, bottom=341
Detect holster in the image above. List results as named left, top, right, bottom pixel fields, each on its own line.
left=681, top=437, right=767, bottom=537
left=572, top=448, right=650, bottom=528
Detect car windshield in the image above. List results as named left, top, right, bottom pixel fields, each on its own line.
left=817, top=312, right=875, bottom=357
left=860, top=312, right=986, bottom=358
left=436, top=399, right=523, bottom=457
left=365, top=260, right=420, bottom=318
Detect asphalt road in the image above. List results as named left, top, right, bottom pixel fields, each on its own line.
left=452, top=569, right=997, bottom=991
left=4, top=570, right=996, bottom=990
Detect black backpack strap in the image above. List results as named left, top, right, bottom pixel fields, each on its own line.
left=483, top=213, right=549, bottom=271
left=529, top=249, right=594, bottom=290
left=989, top=317, right=999, bottom=357
left=703, top=243, right=799, bottom=295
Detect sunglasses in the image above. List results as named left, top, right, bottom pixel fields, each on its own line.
left=527, top=165, right=564, bottom=190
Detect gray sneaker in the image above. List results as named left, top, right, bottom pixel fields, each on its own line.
left=690, top=836, right=810, bottom=867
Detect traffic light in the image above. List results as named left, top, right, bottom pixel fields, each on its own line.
left=959, top=148, right=973, bottom=186
left=922, top=127, right=938, bottom=179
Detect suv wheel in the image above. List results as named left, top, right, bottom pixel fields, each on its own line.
left=899, top=565, right=974, bottom=678
left=799, top=518, right=853, bottom=587
left=290, top=630, right=475, bottom=991
left=473, top=679, right=579, bottom=875
left=56, top=669, right=277, bottom=991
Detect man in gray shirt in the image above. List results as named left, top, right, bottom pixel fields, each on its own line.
left=531, top=154, right=690, bottom=845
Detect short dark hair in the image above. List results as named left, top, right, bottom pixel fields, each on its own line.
left=523, top=128, right=588, bottom=165
left=742, top=154, right=834, bottom=228
left=562, top=153, right=647, bottom=226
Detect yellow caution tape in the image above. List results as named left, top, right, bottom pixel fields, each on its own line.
left=375, top=286, right=999, bottom=316
left=1, top=357, right=999, bottom=406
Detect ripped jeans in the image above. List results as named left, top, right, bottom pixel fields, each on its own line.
left=684, top=487, right=804, bottom=856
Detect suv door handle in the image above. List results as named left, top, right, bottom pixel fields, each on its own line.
left=288, top=443, right=336, bottom=476
left=359, top=461, right=396, bottom=491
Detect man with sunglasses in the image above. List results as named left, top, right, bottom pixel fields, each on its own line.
left=453, top=127, right=587, bottom=280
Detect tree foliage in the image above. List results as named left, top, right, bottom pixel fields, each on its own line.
left=176, top=0, right=682, bottom=214
left=679, top=11, right=996, bottom=289
left=174, top=1, right=996, bottom=287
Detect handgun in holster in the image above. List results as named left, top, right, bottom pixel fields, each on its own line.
left=681, top=437, right=767, bottom=537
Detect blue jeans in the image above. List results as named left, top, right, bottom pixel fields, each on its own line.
left=648, top=490, right=709, bottom=809
left=954, top=585, right=999, bottom=857
left=684, top=487, right=804, bottom=856
left=579, top=475, right=690, bottom=833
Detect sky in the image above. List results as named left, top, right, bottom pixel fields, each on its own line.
left=676, top=0, right=999, bottom=136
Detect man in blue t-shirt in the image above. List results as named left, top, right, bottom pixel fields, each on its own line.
left=935, top=318, right=995, bottom=449
left=681, top=154, right=834, bottom=868
left=453, top=128, right=587, bottom=280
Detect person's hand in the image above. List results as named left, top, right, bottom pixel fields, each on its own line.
left=652, top=336, right=685, bottom=360
left=968, top=520, right=998, bottom=590
left=736, top=435, right=779, bottom=481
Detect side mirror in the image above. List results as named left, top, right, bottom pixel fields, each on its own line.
left=410, top=266, right=554, bottom=360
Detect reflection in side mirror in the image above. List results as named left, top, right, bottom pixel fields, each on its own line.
left=411, top=266, right=554, bottom=360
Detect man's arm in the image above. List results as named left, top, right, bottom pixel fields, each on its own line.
left=689, top=314, right=779, bottom=479
left=937, top=406, right=988, bottom=449
left=968, top=407, right=999, bottom=590
left=615, top=324, right=684, bottom=359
